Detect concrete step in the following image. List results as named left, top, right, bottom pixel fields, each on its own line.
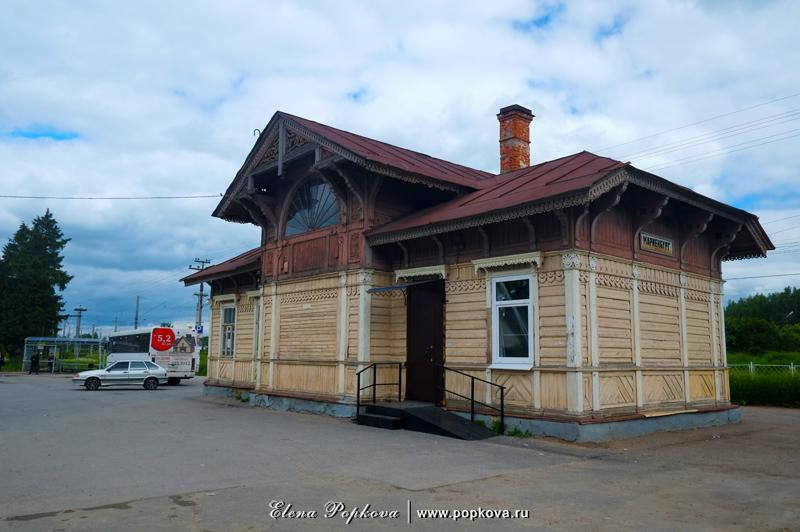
left=364, top=403, right=497, bottom=440
left=356, top=412, right=404, bottom=430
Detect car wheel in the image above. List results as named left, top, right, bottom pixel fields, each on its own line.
left=85, top=377, right=101, bottom=391
left=167, top=377, right=180, bottom=385
left=143, top=377, right=159, bottom=390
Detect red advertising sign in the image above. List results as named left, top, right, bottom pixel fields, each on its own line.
left=151, top=327, right=176, bottom=351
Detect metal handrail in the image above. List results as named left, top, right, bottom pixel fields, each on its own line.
left=355, top=362, right=404, bottom=416
left=435, top=363, right=505, bottom=433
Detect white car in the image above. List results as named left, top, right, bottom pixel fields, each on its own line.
left=73, top=360, right=168, bottom=390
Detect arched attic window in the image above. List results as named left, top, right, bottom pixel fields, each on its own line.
left=285, top=178, right=340, bottom=237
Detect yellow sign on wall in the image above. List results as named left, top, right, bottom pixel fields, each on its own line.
left=640, top=232, right=674, bottom=256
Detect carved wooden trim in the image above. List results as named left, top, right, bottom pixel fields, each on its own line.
left=396, top=241, right=409, bottom=269
left=476, top=226, right=490, bottom=257
left=521, top=217, right=537, bottom=251
left=431, top=235, right=444, bottom=264
left=333, top=165, right=365, bottom=220
left=679, top=211, right=714, bottom=267
left=589, top=182, right=628, bottom=242
left=472, top=252, right=543, bottom=274
left=710, top=222, right=744, bottom=263
left=395, top=264, right=446, bottom=280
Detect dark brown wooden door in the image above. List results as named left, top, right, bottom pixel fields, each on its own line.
left=405, top=280, right=444, bottom=403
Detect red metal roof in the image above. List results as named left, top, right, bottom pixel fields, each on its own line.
left=282, top=113, right=493, bottom=188
left=368, top=151, right=627, bottom=238
left=180, top=247, right=261, bottom=286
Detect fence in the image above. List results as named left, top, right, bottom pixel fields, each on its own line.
left=729, top=363, right=797, bottom=375
left=728, top=363, right=800, bottom=407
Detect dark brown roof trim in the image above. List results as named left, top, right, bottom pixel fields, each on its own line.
left=367, top=167, right=773, bottom=260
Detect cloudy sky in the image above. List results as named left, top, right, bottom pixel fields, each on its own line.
left=1, top=0, right=799, bottom=335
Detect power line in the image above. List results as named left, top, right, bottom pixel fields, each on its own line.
left=623, top=110, right=800, bottom=161
left=598, top=90, right=800, bottom=151
left=646, top=129, right=800, bottom=172
left=764, top=213, right=800, bottom=225
left=0, top=194, right=223, bottom=200
left=769, top=222, right=800, bottom=237
left=725, top=272, right=800, bottom=281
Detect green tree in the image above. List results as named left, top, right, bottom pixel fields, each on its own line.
left=0, top=210, right=72, bottom=354
left=726, top=287, right=800, bottom=325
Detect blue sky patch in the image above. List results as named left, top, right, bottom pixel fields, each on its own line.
left=595, top=13, right=629, bottom=43
left=3, top=125, right=80, bottom=141
left=347, top=87, right=369, bottom=103
left=512, top=2, right=565, bottom=33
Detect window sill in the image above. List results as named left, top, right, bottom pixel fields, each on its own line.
left=489, top=363, right=534, bottom=371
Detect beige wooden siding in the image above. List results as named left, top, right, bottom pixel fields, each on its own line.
left=445, top=277, right=488, bottom=365
left=639, top=292, right=681, bottom=366
left=597, top=285, right=633, bottom=364
left=234, top=301, right=254, bottom=360
left=274, top=362, right=337, bottom=394
left=686, top=298, right=712, bottom=365
left=278, top=289, right=338, bottom=360
left=538, top=275, right=566, bottom=366
left=370, top=291, right=405, bottom=360
left=493, top=371, right=533, bottom=407
left=540, top=371, right=567, bottom=410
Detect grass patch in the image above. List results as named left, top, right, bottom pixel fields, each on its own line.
left=1, top=356, right=23, bottom=372
left=196, top=347, right=208, bottom=377
left=730, top=371, right=800, bottom=407
left=506, top=426, right=533, bottom=438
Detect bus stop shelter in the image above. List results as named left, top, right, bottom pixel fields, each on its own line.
left=23, top=337, right=106, bottom=373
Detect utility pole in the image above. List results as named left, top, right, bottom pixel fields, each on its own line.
left=133, top=296, right=140, bottom=330
left=73, top=307, right=87, bottom=338
left=114, top=314, right=118, bottom=332
left=189, top=258, right=211, bottom=333
left=73, top=306, right=87, bottom=357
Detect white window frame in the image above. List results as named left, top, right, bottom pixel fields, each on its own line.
left=220, top=305, right=236, bottom=358
left=491, top=273, right=534, bottom=369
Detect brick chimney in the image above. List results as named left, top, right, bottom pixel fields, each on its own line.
left=497, top=104, right=534, bottom=173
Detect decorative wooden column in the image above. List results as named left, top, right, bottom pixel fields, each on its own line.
left=337, top=272, right=348, bottom=395
left=710, top=280, right=722, bottom=402
left=562, top=252, right=584, bottom=414
left=253, top=292, right=263, bottom=388
left=357, top=270, right=373, bottom=393
left=679, top=273, right=691, bottom=404
left=268, top=283, right=278, bottom=389
left=588, top=256, right=600, bottom=412
left=631, top=263, right=644, bottom=409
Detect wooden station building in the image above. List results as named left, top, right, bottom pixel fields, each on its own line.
left=183, top=105, right=772, bottom=437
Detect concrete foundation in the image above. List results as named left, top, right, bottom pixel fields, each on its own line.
left=453, top=408, right=742, bottom=443
left=203, top=384, right=739, bottom=442
left=203, top=384, right=356, bottom=418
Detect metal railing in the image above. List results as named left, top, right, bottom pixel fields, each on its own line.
left=435, top=364, right=505, bottom=434
left=355, top=362, right=403, bottom=415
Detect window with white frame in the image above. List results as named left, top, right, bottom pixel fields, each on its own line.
left=221, top=306, right=236, bottom=357
left=491, top=274, right=533, bottom=367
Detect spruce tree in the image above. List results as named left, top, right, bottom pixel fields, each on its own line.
left=0, top=210, right=72, bottom=354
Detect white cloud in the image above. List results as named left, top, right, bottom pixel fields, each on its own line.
left=1, top=0, right=799, bottom=326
